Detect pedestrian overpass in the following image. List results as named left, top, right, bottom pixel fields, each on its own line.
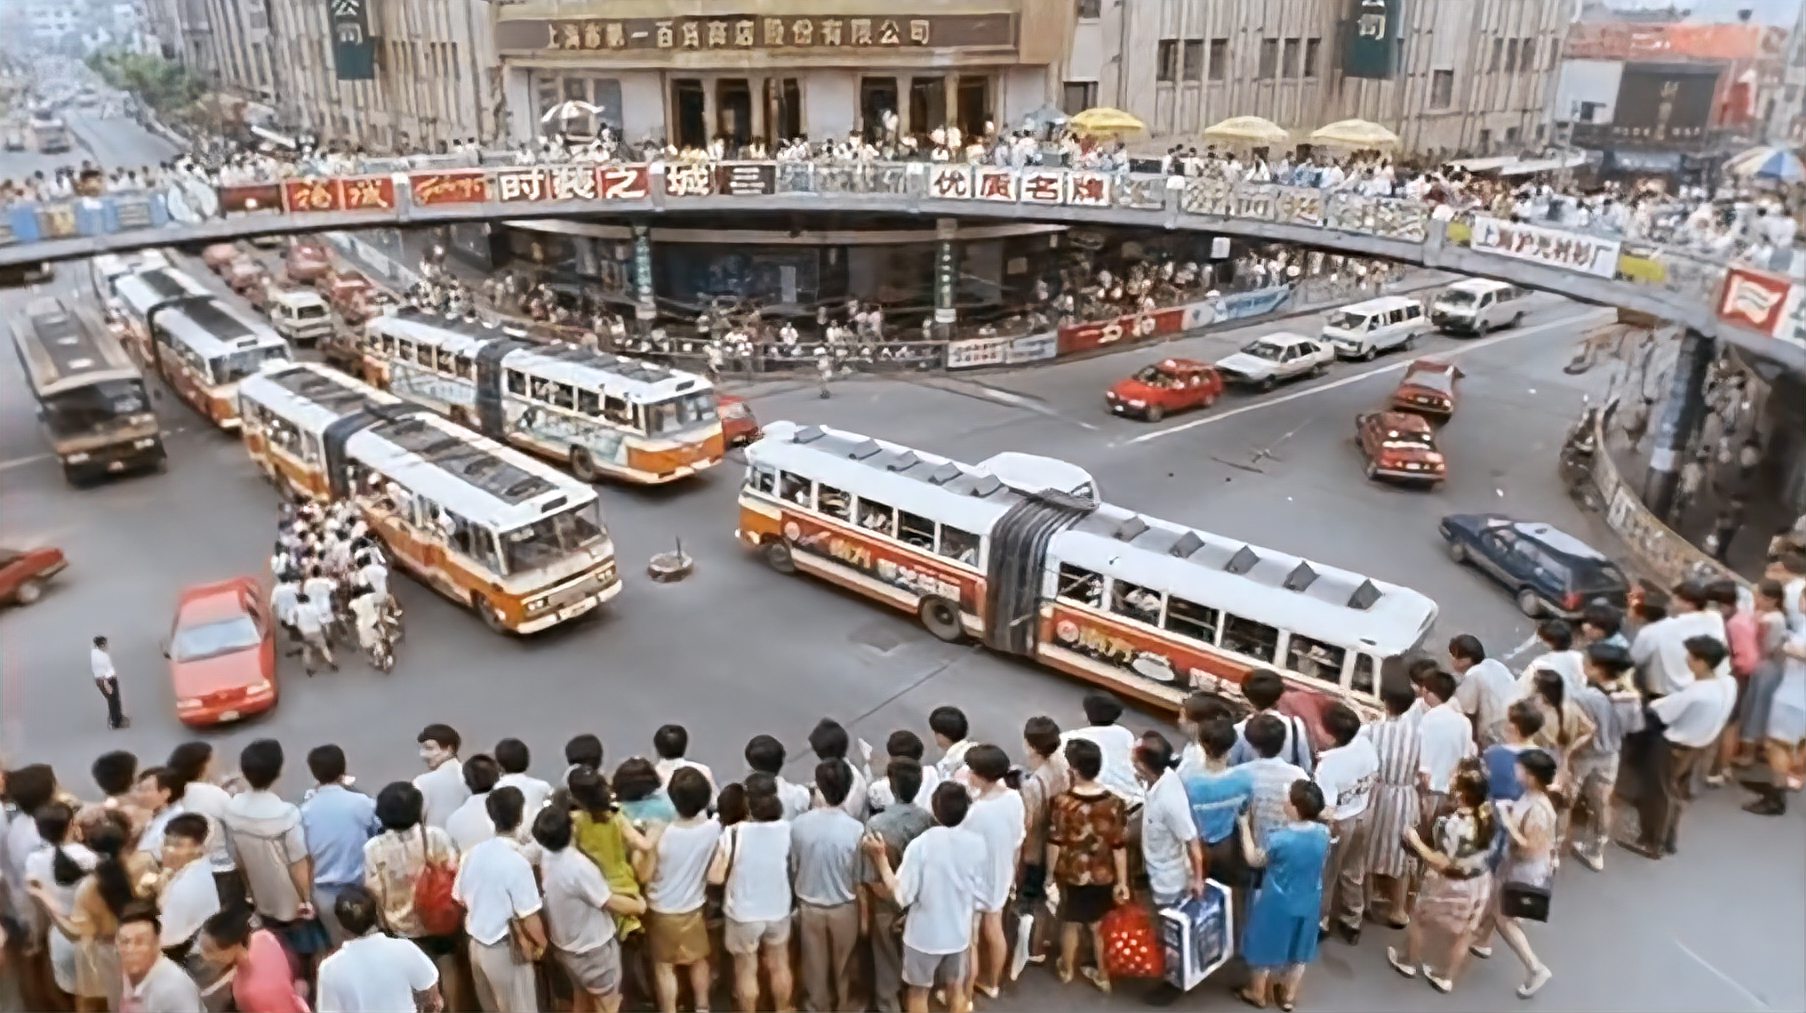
left=2, top=160, right=1801, bottom=371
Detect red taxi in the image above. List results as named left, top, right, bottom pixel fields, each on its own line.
left=1391, top=358, right=1463, bottom=420
left=286, top=240, right=333, bottom=284
left=1104, top=358, right=1224, bottom=422
left=201, top=243, right=241, bottom=273
left=1355, top=411, right=1447, bottom=487
left=164, top=576, right=278, bottom=726
left=719, top=394, right=762, bottom=447
left=1, top=545, right=68, bottom=606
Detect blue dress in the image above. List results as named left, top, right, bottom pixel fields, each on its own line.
left=1240, top=822, right=1332, bottom=969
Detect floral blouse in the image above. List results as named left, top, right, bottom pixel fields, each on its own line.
left=1048, top=788, right=1127, bottom=886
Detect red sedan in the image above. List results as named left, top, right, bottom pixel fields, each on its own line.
left=1391, top=358, right=1463, bottom=420
left=1105, top=358, right=1224, bottom=422
left=719, top=394, right=762, bottom=447
left=1355, top=411, right=1447, bottom=487
left=165, top=577, right=278, bottom=726
left=0, top=545, right=67, bottom=606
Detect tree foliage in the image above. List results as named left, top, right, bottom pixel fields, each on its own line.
left=85, top=49, right=201, bottom=113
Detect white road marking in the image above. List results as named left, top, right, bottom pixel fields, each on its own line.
left=1502, top=632, right=1544, bottom=662
left=0, top=452, right=52, bottom=474
left=1672, top=938, right=1770, bottom=1010
left=1122, top=309, right=1614, bottom=446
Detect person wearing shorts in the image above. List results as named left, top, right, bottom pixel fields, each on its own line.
left=637, top=769, right=721, bottom=1013
left=1570, top=642, right=1638, bottom=871
left=535, top=805, right=644, bottom=1013
left=712, top=779, right=795, bottom=1013
left=1045, top=738, right=1130, bottom=993
left=864, top=781, right=988, bottom=1013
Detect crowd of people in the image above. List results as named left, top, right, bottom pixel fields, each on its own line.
left=267, top=497, right=401, bottom=676
left=6, top=555, right=1802, bottom=1013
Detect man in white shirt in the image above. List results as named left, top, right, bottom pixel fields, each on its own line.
left=1062, top=693, right=1144, bottom=805
left=494, top=739, right=552, bottom=816
left=929, top=706, right=975, bottom=786
left=412, top=724, right=470, bottom=831
left=1415, top=671, right=1474, bottom=817
left=292, top=593, right=338, bottom=675
left=453, top=790, right=546, bottom=1012
left=1631, top=581, right=1728, bottom=697
left=652, top=724, right=716, bottom=794
left=1135, top=736, right=1203, bottom=914
left=91, top=635, right=129, bottom=729
left=744, top=735, right=813, bottom=821
left=270, top=577, right=301, bottom=657
left=865, top=731, right=943, bottom=813
left=444, top=754, right=502, bottom=854
left=1519, top=619, right=1587, bottom=697
left=1226, top=672, right=1316, bottom=775
left=316, top=885, right=442, bottom=1013
left=1450, top=634, right=1519, bottom=747
left=156, top=814, right=220, bottom=955
left=959, top=746, right=1025, bottom=1001
left=1314, top=704, right=1379, bottom=942
left=863, top=782, right=987, bottom=1013
left=534, top=807, right=643, bottom=1013
left=1628, top=636, right=1737, bottom=861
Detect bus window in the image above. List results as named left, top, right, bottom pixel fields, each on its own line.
left=603, top=394, right=631, bottom=426
left=455, top=354, right=476, bottom=380
left=1222, top=613, right=1278, bottom=663
left=578, top=389, right=602, bottom=416
left=550, top=384, right=576, bottom=411
left=857, top=500, right=895, bottom=535
left=506, top=369, right=528, bottom=395
left=396, top=339, right=415, bottom=363
left=940, top=526, right=979, bottom=565
left=1163, top=596, right=1220, bottom=644
left=817, top=484, right=852, bottom=521
left=1057, top=563, right=1103, bottom=608
left=1351, top=653, right=1378, bottom=696
left=300, top=431, right=323, bottom=465
left=1110, top=579, right=1163, bottom=622
left=779, top=471, right=813, bottom=507
left=749, top=465, right=776, bottom=495
left=898, top=511, right=936, bottom=550
left=1286, top=633, right=1346, bottom=685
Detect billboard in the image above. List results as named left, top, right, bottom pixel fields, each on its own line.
left=1613, top=64, right=1719, bottom=146
left=1344, top=0, right=1403, bottom=80
left=330, top=0, right=377, bottom=81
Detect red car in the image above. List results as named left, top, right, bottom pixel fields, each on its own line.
left=1355, top=411, right=1447, bottom=487
left=202, top=243, right=241, bottom=274
left=719, top=394, right=761, bottom=447
left=1391, top=358, right=1463, bottom=420
left=1105, top=358, right=1224, bottom=422
left=0, top=545, right=68, bottom=606
left=286, top=240, right=332, bottom=284
left=165, top=577, right=278, bottom=726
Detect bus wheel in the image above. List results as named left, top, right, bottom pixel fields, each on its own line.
left=475, top=595, right=508, bottom=633
left=919, top=596, right=964, bottom=643
left=762, top=539, right=795, bottom=574
left=570, top=448, right=602, bottom=484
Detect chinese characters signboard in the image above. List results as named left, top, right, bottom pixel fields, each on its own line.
left=330, top=0, right=376, bottom=82
left=281, top=176, right=397, bottom=214
left=1469, top=215, right=1622, bottom=279
left=493, top=14, right=1015, bottom=55
left=1344, top=0, right=1402, bottom=80
left=1715, top=266, right=1795, bottom=339
left=408, top=172, right=491, bottom=206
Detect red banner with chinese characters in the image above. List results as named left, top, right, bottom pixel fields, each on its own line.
left=218, top=183, right=284, bottom=214
left=1056, top=307, right=1186, bottom=358
left=339, top=175, right=397, bottom=211
left=408, top=171, right=492, bottom=206
left=282, top=178, right=343, bottom=214
left=597, top=165, right=651, bottom=200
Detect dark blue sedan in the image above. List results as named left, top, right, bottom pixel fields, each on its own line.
left=1439, top=513, right=1631, bottom=617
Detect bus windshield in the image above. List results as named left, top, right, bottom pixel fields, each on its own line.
left=212, top=346, right=286, bottom=386
left=41, top=380, right=151, bottom=438
left=498, top=500, right=606, bottom=575
left=641, top=391, right=718, bottom=436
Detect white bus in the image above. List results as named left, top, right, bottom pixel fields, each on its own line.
left=112, top=267, right=290, bottom=429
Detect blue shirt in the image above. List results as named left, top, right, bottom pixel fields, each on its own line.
left=621, top=795, right=678, bottom=826
left=1481, top=744, right=1526, bottom=802
left=300, top=784, right=379, bottom=887
left=1181, top=767, right=1255, bottom=845
left=1226, top=712, right=1315, bottom=776
left=1258, top=822, right=1332, bottom=917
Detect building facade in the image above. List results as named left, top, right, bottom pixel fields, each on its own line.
left=1066, top=0, right=1570, bottom=158
left=490, top=0, right=1063, bottom=148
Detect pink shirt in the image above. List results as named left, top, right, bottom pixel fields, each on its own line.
left=1726, top=611, right=1760, bottom=679
left=234, top=930, right=310, bottom=1013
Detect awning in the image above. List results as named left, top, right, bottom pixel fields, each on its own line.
left=1446, top=152, right=1590, bottom=176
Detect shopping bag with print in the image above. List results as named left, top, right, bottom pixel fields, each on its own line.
left=1159, top=882, right=1233, bottom=991
left=1100, top=903, right=1164, bottom=980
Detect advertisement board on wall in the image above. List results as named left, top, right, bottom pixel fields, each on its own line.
left=1469, top=216, right=1621, bottom=278
left=1344, top=0, right=1403, bottom=80
left=330, top=0, right=377, bottom=82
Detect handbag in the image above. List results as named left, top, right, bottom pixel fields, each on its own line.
left=1100, top=903, right=1165, bottom=980
left=1498, top=879, right=1551, bottom=923
left=410, top=826, right=464, bottom=937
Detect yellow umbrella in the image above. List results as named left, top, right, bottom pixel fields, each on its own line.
left=1309, top=118, right=1401, bottom=149
left=1068, top=107, right=1146, bottom=137
left=1203, top=115, right=1291, bottom=145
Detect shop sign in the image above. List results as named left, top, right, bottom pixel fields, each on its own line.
left=1020, top=170, right=1067, bottom=206
left=1006, top=333, right=1058, bottom=363
left=1056, top=307, right=1185, bottom=357
left=974, top=168, right=1019, bottom=202
left=1067, top=172, right=1111, bottom=207
left=664, top=162, right=714, bottom=197
left=714, top=163, right=776, bottom=196
left=598, top=165, right=652, bottom=199
left=283, top=178, right=343, bottom=213
left=1344, top=0, right=1403, bottom=80
left=927, top=165, right=973, bottom=200
left=495, top=168, right=549, bottom=203
left=340, top=175, right=396, bottom=211
left=408, top=171, right=491, bottom=206
left=218, top=182, right=284, bottom=214
left=330, top=0, right=376, bottom=81
left=946, top=336, right=1008, bottom=370
left=1716, top=265, right=1794, bottom=337
left=114, top=196, right=155, bottom=230
left=495, top=14, right=1013, bottom=55
left=1468, top=215, right=1620, bottom=279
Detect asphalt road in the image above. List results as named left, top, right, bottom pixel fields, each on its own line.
left=2, top=119, right=1801, bottom=1012
left=0, top=108, right=181, bottom=182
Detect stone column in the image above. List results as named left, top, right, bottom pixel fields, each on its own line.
left=1643, top=327, right=1714, bottom=521
left=934, top=218, right=959, bottom=338
left=633, top=223, right=657, bottom=329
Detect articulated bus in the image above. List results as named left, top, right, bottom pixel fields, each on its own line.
left=238, top=362, right=623, bottom=633
left=112, top=267, right=290, bottom=430
left=360, top=309, right=725, bottom=484
left=90, top=250, right=171, bottom=306
left=8, top=296, right=165, bottom=484
left=739, top=421, right=1439, bottom=725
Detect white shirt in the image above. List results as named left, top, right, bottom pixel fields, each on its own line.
left=316, top=932, right=440, bottom=1013
left=294, top=605, right=325, bottom=638
left=302, top=576, right=337, bottom=621
left=1177, top=742, right=1208, bottom=778
left=357, top=562, right=388, bottom=601
left=413, top=760, right=470, bottom=830
left=646, top=818, right=722, bottom=914
left=1631, top=610, right=1728, bottom=695
left=90, top=646, right=115, bottom=682
left=1417, top=702, right=1474, bottom=793
left=935, top=740, right=974, bottom=783
left=1519, top=649, right=1587, bottom=697
left=497, top=772, right=553, bottom=816
left=1455, top=658, right=1519, bottom=738
left=718, top=820, right=793, bottom=923
left=158, top=859, right=220, bottom=948
left=893, top=825, right=987, bottom=955
left=179, top=781, right=238, bottom=873
left=1314, top=737, right=1379, bottom=821
left=540, top=846, right=616, bottom=954
left=270, top=583, right=299, bottom=626
left=654, top=757, right=716, bottom=791
left=1140, top=770, right=1199, bottom=901
left=1649, top=675, right=1739, bottom=748
left=771, top=776, right=814, bottom=821
left=25, top=842, right=95, bottom=934
left=963, top=788, right=1025, bottom=912
left=452, top=837, right=541, bottom=946
left=867, top=764, right=942, bottom=813
left=1062, top=725, right=1143, bottom=804
left=444, top=792, right=494, bottom=854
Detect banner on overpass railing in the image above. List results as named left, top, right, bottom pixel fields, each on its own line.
left=1468, top=214, right=1621, bottom=278
left=1717, top=264, right=1804, bottom=350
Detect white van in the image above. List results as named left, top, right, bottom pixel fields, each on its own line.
left=1432, top=279, right=1526, bottom=335
left=267, top=289, right=334, bottom=346
left=1321, top=295, right=1428, bottom=361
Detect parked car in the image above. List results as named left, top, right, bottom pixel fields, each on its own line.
left=287, top=240, right=333, bottom=284
left=1439, top=513, right=1631, bottom=617
left=201, top=243, right=241, bottom=273
left=1322, top=296, right=1428, bottom=361
left=1215, top=332, right=1335, bottom=391
left=1391, top=358, right=1463, bottom=420
left=1432, top=279, right=1527, bottom=335
left=0, top=545, right=68, bottom=606
left=1354, top=411, right=1446, bottom=487
left=164, top=576, right=278, bottom=726
left=719, top=394, right=762, bottom=447
left=1105, top=358, right=1224, bottom=421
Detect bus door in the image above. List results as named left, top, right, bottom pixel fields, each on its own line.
left=982, top=492, right=1094, bottom=656
left=474, top=340, right=523, bottom=440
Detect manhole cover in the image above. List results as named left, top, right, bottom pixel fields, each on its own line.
left=850, top=620, right=906, bottom=654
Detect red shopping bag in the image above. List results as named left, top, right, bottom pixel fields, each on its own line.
left=1101, top=903, right=1165, bottom=979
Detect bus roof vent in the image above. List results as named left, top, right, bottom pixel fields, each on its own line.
left=1170, top=531, right=1205, bottom=558
left=792, top=425, right=826, bottom=444
left=1347, top=579, right=1383, bottom=610
left=847, top=439, right=882, bottom=460
left=1225, top=545, right=1260, bottom=575
left=69, top=357, right=94, bottom=369
left=1283, top=562, right=1318, bottom=592
left=885, top=451, right=919, bottom=472
left=969, top=474, right=1004, bottom=498
left=927, top=462, right=961, bottom=485
left=1115, top=515, right=1149, bottom=542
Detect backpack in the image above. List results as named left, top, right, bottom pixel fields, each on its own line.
left=411, top=826, right=463, bottom=937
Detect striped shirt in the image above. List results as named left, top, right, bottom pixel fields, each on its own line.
left=1242, top=757, right=1308, bottom=844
